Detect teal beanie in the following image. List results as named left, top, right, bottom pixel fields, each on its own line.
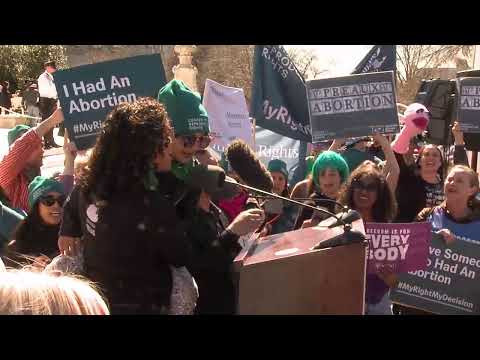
left=28, top=176, right=65, bottom=209
left=157, top=80, right=210, bottom=136
left=268, top=159, right=288, bottom=180
left=8, top=125, right=30, bottom=146
left=312, top=151, right=350, bottom=188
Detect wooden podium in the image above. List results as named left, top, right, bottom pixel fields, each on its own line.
left=234, top=219, right=367, bottom=315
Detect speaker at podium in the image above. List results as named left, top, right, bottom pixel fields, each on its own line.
left=234, top=218, right=367, bottom=315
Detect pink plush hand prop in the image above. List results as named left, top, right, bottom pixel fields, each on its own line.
left=392, top=103, right=430, bottom=154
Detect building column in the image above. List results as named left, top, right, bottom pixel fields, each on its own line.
left=172, top=45, right=199, bottom=93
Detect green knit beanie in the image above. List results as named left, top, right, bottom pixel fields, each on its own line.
left=157, top=80, right=210, bottom=136
left=312, top=151, right=350, bottom=188
left=28, top=176, right=65, bottom=209
left=268, top=159, right=288, bottom=180
left=8, top=125, right=30, bottom=146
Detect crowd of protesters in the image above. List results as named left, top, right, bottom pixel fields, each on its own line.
left=0, top=60, right=478, bottom=315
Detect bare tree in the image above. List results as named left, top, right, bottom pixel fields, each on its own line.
left=195, top=45, right=254, bottom=105
left=396, top=45, right=474, bottom=103
left=286, top=48, right=326, bottom=80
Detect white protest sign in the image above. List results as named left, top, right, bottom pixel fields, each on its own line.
left=202, top=79, right=254, bottom=150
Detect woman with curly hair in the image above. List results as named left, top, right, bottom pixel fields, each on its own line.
left=58, top=98, right=195, bottom=314
left=339, top=157, right=399, bottom=315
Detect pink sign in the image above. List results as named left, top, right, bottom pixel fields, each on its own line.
left=365, top=222, right=431, bottom=274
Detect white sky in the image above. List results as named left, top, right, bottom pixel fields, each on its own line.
left=284, top=45, right=373, bottom=77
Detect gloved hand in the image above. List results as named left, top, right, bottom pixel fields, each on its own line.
left=391, top=103, right=430, bottom=154
left=227, top=208, right=265, bottom=236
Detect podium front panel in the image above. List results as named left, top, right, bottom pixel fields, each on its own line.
left=237, top=222, right=367, bottom=315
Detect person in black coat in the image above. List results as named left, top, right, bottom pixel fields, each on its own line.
left=175, top=163, right=264, bottom=314
left=59, top=98, right=192, bottom=314
left=0, top=81, right=12, bottom=114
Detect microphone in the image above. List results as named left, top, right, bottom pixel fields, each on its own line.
left=224, top=179, right=366, bottom=249
left=184, top=164, right=239, bottom=201
left=327, top=209, right=362, bottom=229
left=224, top=140, right=273, bottom=192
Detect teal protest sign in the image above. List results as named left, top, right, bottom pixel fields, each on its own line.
left=306, top=71, right=399, bottom=142
left=390, top=234, right=480, bottom=314
left=250, top=45, right=312, bottom=142
left=54, top=54, right=166, bottom=150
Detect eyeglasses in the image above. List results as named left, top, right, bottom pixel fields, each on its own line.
left=177, top=134, right=211, bottom=149
left=352, top=179, right=378, bottom=192
left=39, top=195, right=66, bottom=207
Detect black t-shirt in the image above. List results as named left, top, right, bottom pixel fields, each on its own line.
left=424, top=181, right=445, bottom=209
left=294, top=191, right=337, bottom=230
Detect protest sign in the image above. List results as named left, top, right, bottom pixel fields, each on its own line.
left=457, top=77, right=480, bottom=133
left=203, top=79, right=254, bottom=149
left=306, top=71, right=400, bottom=142
left=250, top=45, right=311, bottom=142
left=365, top=222, right=431, bottom=274
left=390, top=234, right=480, bottom=314
left=210, top=125, right=303, bottom=184
left=54, top=54, right=166, bottom=150
left=254, top=126, right=302, bottom=183
left=352, top=45, right=396, bottom=75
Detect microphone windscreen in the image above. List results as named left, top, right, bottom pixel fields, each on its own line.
left=225, top=140, right=273, bottom=192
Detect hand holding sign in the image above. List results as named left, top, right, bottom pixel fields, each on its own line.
left=436, top=229, right=456, bottom=246
left=372, top=133, right=390, bottom=149
left=377, top=264, right=399, bottom=288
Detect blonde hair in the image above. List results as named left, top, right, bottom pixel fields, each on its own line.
left=448, top=165, right=479, bottom=188
left=0, top=269, right=109, bottom=315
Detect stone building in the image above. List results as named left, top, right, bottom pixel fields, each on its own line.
left=65, top=45, right=176, bottom=80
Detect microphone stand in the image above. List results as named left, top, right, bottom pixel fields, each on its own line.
left=224, top=179, right=366, bottom=249
left=255, top=195, right=348, bottom=213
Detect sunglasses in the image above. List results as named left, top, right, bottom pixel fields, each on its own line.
left=177, top=134, right=211, bottom=149
left=39, top=195, right=66, bottom=207
left=352, top=179, right=378, bottom=192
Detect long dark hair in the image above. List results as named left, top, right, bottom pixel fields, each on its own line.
left=416, top=144, right=445, bottom=182
left=78, top=98, right=172, bottom=202
left=10, top=203, right=59, bottom=258
left=339, top=161, right=397, bottom=223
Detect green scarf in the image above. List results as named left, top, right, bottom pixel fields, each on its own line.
left=171, top=159, right=196, bottom=183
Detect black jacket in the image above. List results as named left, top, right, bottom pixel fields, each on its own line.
left=60, top=172, right=191, bottom=314
left=177, top=196, right=242, bottom=315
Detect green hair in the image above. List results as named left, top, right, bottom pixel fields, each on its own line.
left=312, top=151, right=349, bottom=188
